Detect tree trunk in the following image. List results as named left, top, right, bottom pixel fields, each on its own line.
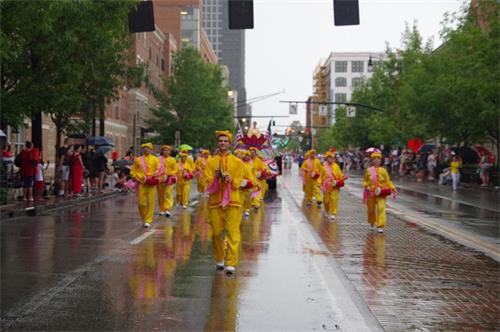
left=54, top=125, right=62, bottom=180
left=99, top=97, right=105, bottom=136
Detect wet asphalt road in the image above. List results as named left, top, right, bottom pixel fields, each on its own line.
left=1, top=167, right=499, bottom=331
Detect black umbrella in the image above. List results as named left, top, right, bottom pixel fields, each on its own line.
left=112, top=159, right=133, bottom=167
left=417, top=144, right=435, bottom=153
left=452, top=147, right=479, bottom=164
left=87, top=136, right=114, bottom=146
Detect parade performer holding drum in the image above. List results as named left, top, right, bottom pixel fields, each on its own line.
left=176, top=151, right=195, bottom=209
left=157, top=145, right=177, bottom=217
left=300, top=149, right=323, bottom=206
left=203, top=130, right=245, bottom=275
left=130, top=143, right=160, bottom=228
left=363, top=151, right=398, bottom=233
left=321, top=151, right=346, bottom=220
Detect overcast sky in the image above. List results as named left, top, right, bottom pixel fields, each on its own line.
left=245, top=0, right=467, bottom=133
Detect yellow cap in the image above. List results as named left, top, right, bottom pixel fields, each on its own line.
left=141, top=143, right=153, bottom=150
left=216, top=130, right=233, bottom=143
left=371, top=152, right=382, bottom=159
left=162, top=144, right=172, bottom=150
left=324, top=151, right=335, bottom=159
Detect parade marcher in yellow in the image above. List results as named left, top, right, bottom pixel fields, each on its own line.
left=176, top=151, right=195, bottom=209
left=130, top=143, right=160, bottom=228
left=195, top=149, right=210, bottom=195
left=300, top=149, right=323, bottom=206
left=157, top=145, right=178, bottom=217
left=321, top=151, right=346, bottom=221
left=234, top=149, right=260, bottom=217
left=249, top=147, right=270, bottom=206
left=363, top=151, right=398, bottom=233
left=450, top=152, right=462, bottom=191
left=203, top=130, right=245, bottom=276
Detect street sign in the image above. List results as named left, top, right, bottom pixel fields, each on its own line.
left=289, top=103, right=297, bottom=115
left=347, top=106, right=356, bottom=117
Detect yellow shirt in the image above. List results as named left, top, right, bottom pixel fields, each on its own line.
left=450, top=161, right=461, bottom=174
left=301, top=157, right=322, bottom=182
left=177, top=159, right=195, bottom=185
left=363, top=166, right=395, bottom=192
left=130, top=154, right=160, bottom=182
left=321, top=162, right=344, bottom=183
left=252, top=156, right=270, bottom=179
left=159, top=156, right=178, bottom=179
left=203, top=152, right=245, bottom=208
left=195, top=157, right=207, bottom=175
left=242, top=160, right=260, bottom=190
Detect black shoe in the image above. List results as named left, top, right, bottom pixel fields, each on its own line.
left=317, top=201, right=322, bottom=206
left=225, top=270, right=235, bottom=277
left=216, top=266, right=224, bottom=272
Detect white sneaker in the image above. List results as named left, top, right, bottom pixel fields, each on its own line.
left=182, top=205, right=188, bottom=209
left=244, top=210, right=250, bottom=217
left=215, top=261, right=224, bottom=271
left=370, top=224, right=375, bottom=231
left=377, top=228, right=384, bottom=233
left=165, top=211, right=171, bottom=217
left=159, top=211, right=165, bottom=216
left=225, top=266, right=235, bottom=276
left=143, top=222, right=150, bottom=228
left=330, top=214, right=336, bottom=221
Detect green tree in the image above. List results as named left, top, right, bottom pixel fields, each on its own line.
left=149, top=46, right=234, bottom=149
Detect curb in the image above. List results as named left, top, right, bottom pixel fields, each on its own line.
left=0, top=192, right=122, bottom=221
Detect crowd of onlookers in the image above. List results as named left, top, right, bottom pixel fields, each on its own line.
left=286, top=147, right=497, bottom=191
left=2, top=138, right=136, bottom=202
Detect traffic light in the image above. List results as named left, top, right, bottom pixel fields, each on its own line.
left=228, top=0, right=254, bottom=29
left=128, top=1, right=155, bottom=33
left=333, top=0, right=359, bottom=26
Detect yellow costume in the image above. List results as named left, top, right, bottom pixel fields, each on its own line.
left=363, top=152, right=396, bottom=230
left=235, top=150, right=260, bottom=215
left=321, top=155, right=345, bottom=217
left=176, top=154, right=195, bottom=207
left=300, top=150, right=322, bottom=204
left=203, top=134, right=245, bottom=270
left=157, top=154, right=177, bottom=214
left=250, top=148, right=270, bottom=206
left=195, top=150, right=210, bottom=194
left=130, top=145, right=160, bottom=224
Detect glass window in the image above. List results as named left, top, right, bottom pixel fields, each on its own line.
left=335, top=93, right=347, bottom=103
left=352, top=77, right=363, bottom=88
left=334, top=61, right=347, bottom=72
left=351, top=61, right=364, bottom=72
left=335, top=77, right=347, bottom=87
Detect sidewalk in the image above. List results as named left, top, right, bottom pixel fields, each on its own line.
left=0, top=191, right=122, bottom=220
left=347, top=170, right=499, bottom=212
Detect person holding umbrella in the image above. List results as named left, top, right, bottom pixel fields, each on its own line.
left=157, top=145, right=177, bottom=217
left=130, top=143, right=160, bottom=228
left=363, top=150, right=398, bottom=233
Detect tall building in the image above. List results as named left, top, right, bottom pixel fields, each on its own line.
left=202, top=0, right=248, bottom=119
left=324, top=52, right=385, bottom=124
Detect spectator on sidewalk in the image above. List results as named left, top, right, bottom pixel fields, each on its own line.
left=416, top=153, right=426, bottom=182
left=57, top=138, right=72, bottom=197
left=71, top=144, right=84, bottom=197
left=450, top=153, right=462, bottom=191
left=94, top=151, right=108, bottom=193
left=34, top=153, right=45, bottom=202
left=111, top=149, right=118, bottom=163
left=19, top=141, right=38, bottom=201
left=479, top=154, right=493, bottom=188
left=427, top=151, right=437, bottom=181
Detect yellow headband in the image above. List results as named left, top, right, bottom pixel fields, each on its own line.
left=324, top=151, right=334, bottom=159
left=141, top=143, right=153, bottom=150
left=371, top=152, right=382, bottom=159
left=162, top=144, right=172, bottom=150
left=216, top=130, right=233, bottom=143
left=308, top=149, right=316, bottom=156
left=201, top=149, right=210, bottom=155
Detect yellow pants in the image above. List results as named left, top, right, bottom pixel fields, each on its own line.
left=366, top=196, right=387, bottom=228
left=304, top=180, right=321, bottom=202
left=138, top=184, right=156, bottom=223
left=209, top=207, right=242, bottom=267
left=323, top=188, right=340, bottom=215
left=241, top=190, right=252, bottom=212
left=259, top=179, right=267, bottom=200
left=196, top=177, right=206, bottom=194
left=176, top=181, right=191, bottom=206
left=157, top=183, right=174, bottom=212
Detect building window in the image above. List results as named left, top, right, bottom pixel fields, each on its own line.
left=352, top=77, right=363, bottom=88
left=149, top=47, right=152, bottom=60
left=335, top=61, right=347, bottom=72
left=351, top=61, right=364, bottom=72
left=115, top=106, right=119, bottom=120
left=161, top=59, right=165, bottom=71
left=335, top=77, right=347, bottom=87
left=335, top=93, right=347, bottom=103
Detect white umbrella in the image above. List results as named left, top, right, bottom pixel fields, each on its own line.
left=365, top=147, right=381, bottom=154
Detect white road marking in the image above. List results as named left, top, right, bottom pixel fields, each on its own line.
left=130, top=229, right=156, bottom=245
